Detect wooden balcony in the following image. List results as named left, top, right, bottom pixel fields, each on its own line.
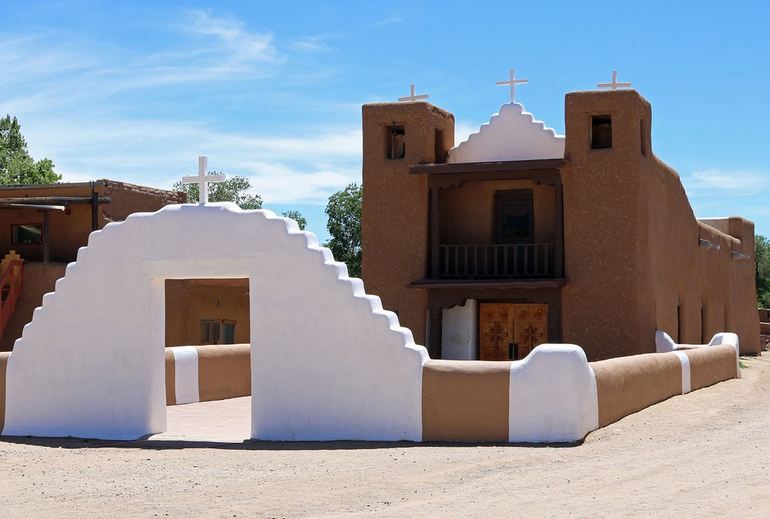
left=439, top=243, right=554, bottom=279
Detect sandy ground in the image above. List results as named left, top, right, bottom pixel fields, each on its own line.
left=2, top=354, right=770, bottom=518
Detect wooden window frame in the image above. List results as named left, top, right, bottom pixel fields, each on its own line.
left=493, top=189, right=535, bottom=244
left=11, top=222, right=43, bottom=246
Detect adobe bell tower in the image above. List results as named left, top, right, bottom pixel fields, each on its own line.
left=360, top=100, right=454, bottom=346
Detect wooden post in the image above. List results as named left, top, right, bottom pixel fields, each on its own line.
left=91, top=184, right=99, bottom=231
left=428, top=305, right=442, bottom=359
left=42, top=210, right=50, bottom=264
left=554, top=183, right=564, bottom=278
left=430, top=187, right=440, bottom=279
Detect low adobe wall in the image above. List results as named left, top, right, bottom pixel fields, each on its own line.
left=422, top=345, right=599, bottom=443
left=422, top=340, right=740, bottom=442
left=0, top=341, right=740, bottom=441
left=591, top=344, right=738, bottom=427
left=165, top=344, right=250, bottom=405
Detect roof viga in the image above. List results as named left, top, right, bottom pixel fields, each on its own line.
left=448, top=103, right=564, bottom=163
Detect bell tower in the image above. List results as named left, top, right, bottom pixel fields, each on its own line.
left=360, top=100, right=454, bottom=345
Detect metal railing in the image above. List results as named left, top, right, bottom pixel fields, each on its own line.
left=0, top=260, right=24, bottom=340
left=439, top=243, right=554, bottom=278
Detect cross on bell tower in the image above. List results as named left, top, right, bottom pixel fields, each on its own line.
left=182, top=156, right=226, bottom=204
left=398, top=84, right=429, bottom=103
left=597, top=70, right=632, bottom=90
left=496, top=68, right=529, bottom=103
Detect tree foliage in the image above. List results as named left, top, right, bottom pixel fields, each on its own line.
left=173, top=175, right=263, bottom=210
left=282, top=210, right=307, bottom=230
left=756, top=235, right=770, bottom=308
left=0, top=115, right=60, bottom=185
left=325, top=182, right=362, bottom=277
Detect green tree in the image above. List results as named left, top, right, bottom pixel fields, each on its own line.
left=173, top=175, right=263, bottom=209
left=325, top=182, right=362, bottom=277
left=282, top=210, right=307, bottom=230
left=0, top=115, right=60, bottom=185
left=756, top=235, right=770, bottom=308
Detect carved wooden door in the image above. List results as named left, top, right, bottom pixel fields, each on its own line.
left=479, top=303, right=514, bottom=361
left=513, top=304, right=548, bottom=359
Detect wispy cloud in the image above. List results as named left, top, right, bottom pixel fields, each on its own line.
left=684, top=169, right=767, bottom=194
left=371, top=15, right=403, bottom=28
left=0, top=9, right=362, bottom=206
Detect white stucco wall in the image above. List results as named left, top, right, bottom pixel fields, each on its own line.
left=441, top=300, right=477, bottom=360
left=448, top=102, right=565, bottom=163
left=2, top=204, right=427, bottom=441
left=508, top=345, right=599, bottom=443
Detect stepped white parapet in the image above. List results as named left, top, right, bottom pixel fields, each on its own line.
left=2, top=203, right=427, bottom=441
left=448, top=102, right=565, bottom=163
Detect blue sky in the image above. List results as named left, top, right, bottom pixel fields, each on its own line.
left=1, top=1, right=769, bottom=241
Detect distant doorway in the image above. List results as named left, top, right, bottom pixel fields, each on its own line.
left=165, top=279, right=250, bottom=347
left=479, top=303, right=548, bottom=360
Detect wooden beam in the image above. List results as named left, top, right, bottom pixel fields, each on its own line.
left=411, top=158, right=565, bottom=175
left=410, top=278, right=568, bottom=290
left=0, top=196, right=111, bottom=205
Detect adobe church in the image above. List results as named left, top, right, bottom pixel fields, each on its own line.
left=361, top=85, right=760, bottom=360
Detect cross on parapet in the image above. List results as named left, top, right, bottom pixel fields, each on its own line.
left=496, top=68, right=529, bottom=103
left=398, top=84, right=429, bottom=103
left=182, top=156, right=225, bottom=204
left=597, top=70, right=632, bottom=90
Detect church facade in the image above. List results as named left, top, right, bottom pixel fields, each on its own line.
left=361, top=89, right=760, bottom=360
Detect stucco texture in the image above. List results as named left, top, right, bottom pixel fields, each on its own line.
left=361, top=102, right=455, bottom=346
left=561, top=90, right=760, bottom=359
left=2, top=204, right=427, bottom=441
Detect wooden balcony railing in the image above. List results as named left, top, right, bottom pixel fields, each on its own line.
left=0, top=260, right=24, bottom=341
left=439, top=243, right=554, bottom=279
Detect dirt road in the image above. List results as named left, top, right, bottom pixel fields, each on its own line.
left=2, top=354, right=769, bottom=518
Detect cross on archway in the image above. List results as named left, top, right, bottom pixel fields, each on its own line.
left=496, top=68, right=529, bottom=103
left=182, top=156, right=226, bottom=204
left=398, top=84, right=429, bottom=103
left=597, top=70, right=632, bottom=90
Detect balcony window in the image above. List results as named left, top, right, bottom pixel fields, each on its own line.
left=495, top=190, right=534, bottom=244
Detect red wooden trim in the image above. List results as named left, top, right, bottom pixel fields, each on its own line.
left=0, top=260, right=24, bottom=340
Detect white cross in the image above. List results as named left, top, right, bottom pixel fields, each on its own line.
left=398, top=84, right=429, bottom=103
left=182, top=156, right=225, bottom=204
left=597, top=70, right=632, bottom=90
left=496, top=68, right=529, bottom=103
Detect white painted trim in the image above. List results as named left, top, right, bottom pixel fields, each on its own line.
left=171, top=346, right=200, bottom=405
left=673, top=351, right=691, bottom=394
left=507, top=345, right=599, bottom=443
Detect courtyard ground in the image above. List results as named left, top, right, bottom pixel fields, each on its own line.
left=2, top=353, right=770, bottom=518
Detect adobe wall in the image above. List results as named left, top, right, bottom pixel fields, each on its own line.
left=562, top=90, right=760, bottom=359
left=164, top=279, right=251, bottom=347
left=361, top=102, right=455, bottom=345
left=0, top=182, right=183, bottom=263
left=440, top=179, right=555, bottom=245
left=165, top=344, right=251, bottom=405
left=0, top=262, right=66, bottom=351
left=561, top=91, right=650, bottom=359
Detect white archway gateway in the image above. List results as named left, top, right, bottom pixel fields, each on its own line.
left=3, top=203, right=427, bottom=440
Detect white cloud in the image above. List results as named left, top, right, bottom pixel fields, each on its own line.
left=454, top=121, right=480, bottom=146
left=685, top=169, right=767, bottom=194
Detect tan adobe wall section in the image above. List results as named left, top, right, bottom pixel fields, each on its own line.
left=361, top=102, right=455, bottom=345
left=165, top=344, right=251, bottom=405
left=422, top=360, right=510, bottom=442
left=164, top=279, right=250, bottom=347
left=439, top=179, right=555, bottom=245
left=562, top=90, right=759, bottom=359
left=591, top=352, right=683, bottom=427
